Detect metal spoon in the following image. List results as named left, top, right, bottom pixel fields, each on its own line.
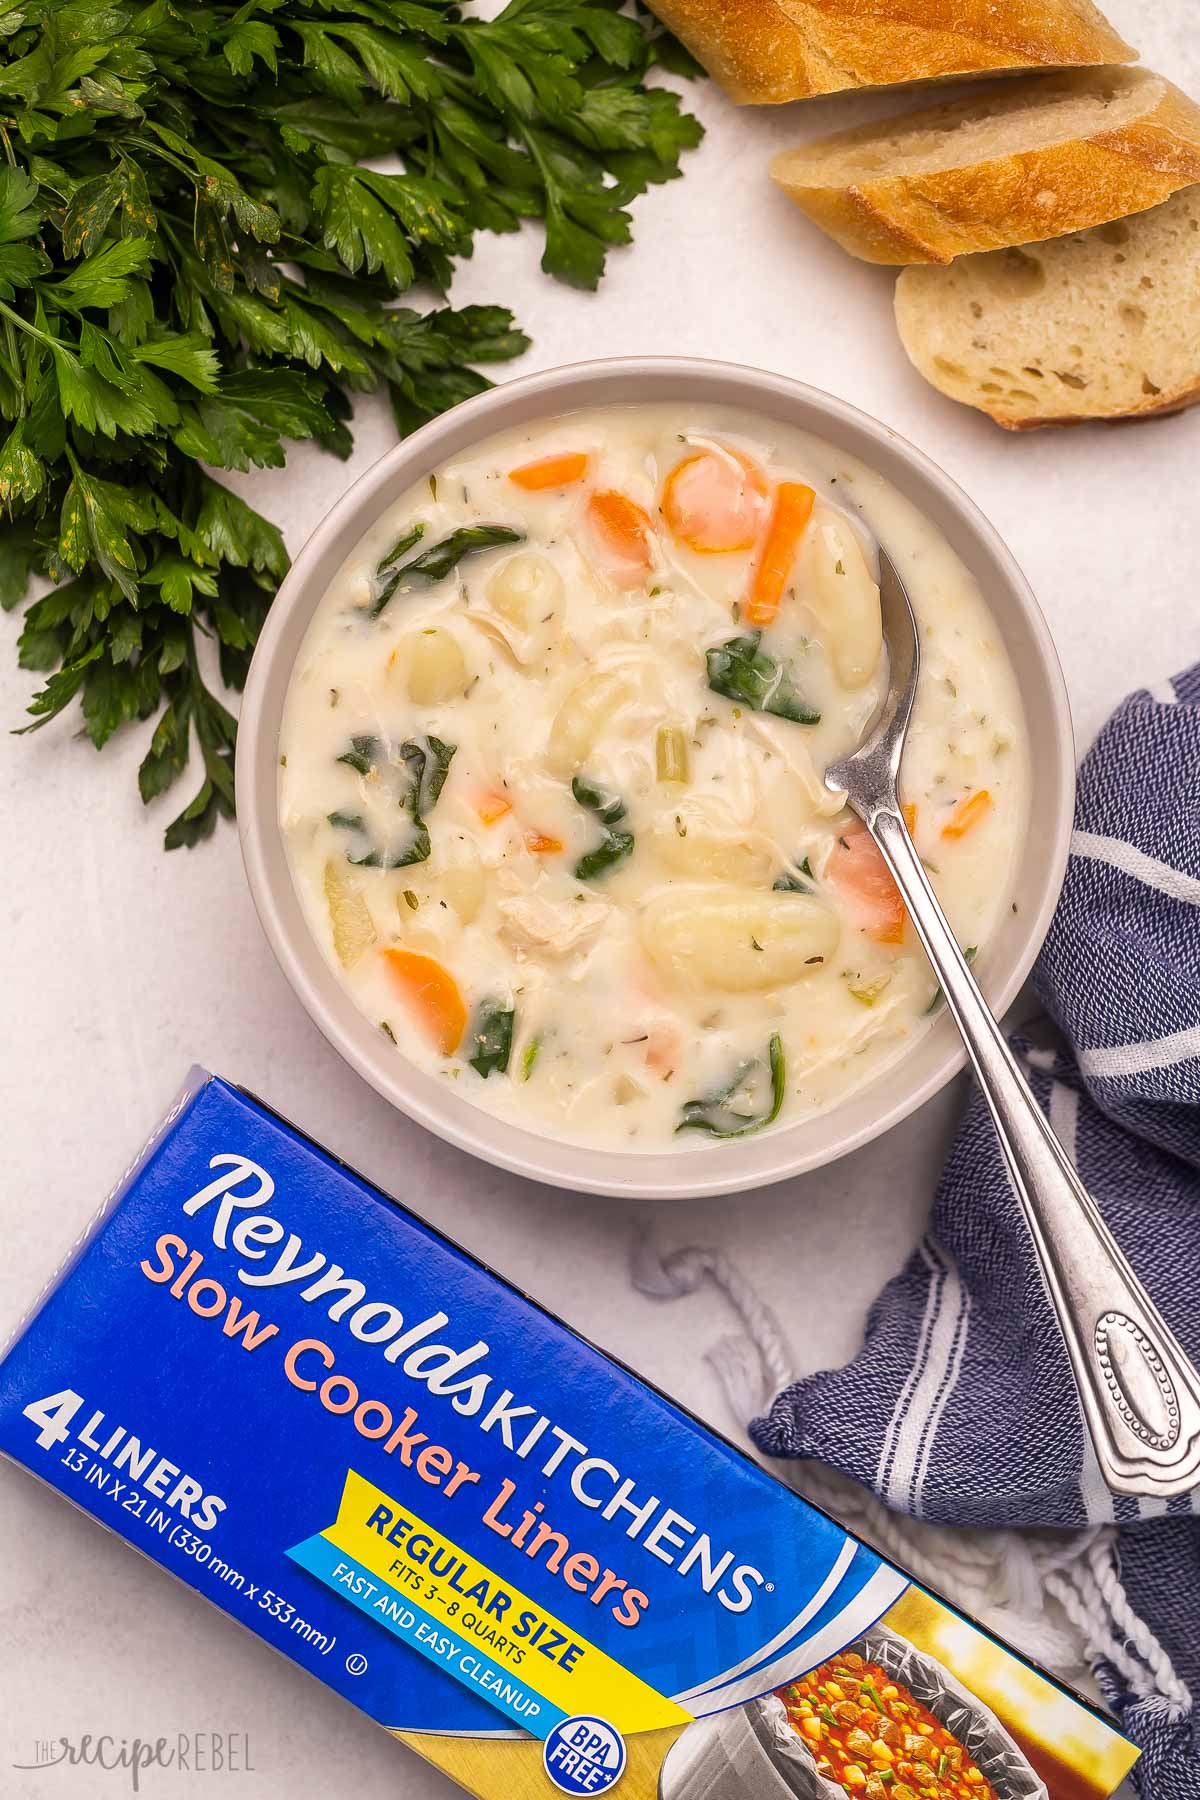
left=824, top=548, right=1200, bottom=1498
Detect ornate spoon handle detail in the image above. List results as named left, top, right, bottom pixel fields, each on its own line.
left=869, top=806, right=1200, bottom=1498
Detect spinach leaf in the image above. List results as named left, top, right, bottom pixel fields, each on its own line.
left=773, top=855, right=815, bottom=894
left=377, top=523, right=426, bottom=576
left=468, top=999, right=515, bottom=1078
left=401, top=735, right=456, bottom=815
left=329, top=733, right=455, bottom=867
left=576, top=834, right=635, bottom=880
left=675, top=1035, right=786, bottom=1138
left=572, top=774, right=635, bottom=881
left=924, top=946, right=977, bottom=1016
left=326, top=810, right=431, bottom=870
left=705, top=633, right=820, bottom=725
left=337, top=734, right=383, bottom=776
left=371, top=525, right=524, bottom=616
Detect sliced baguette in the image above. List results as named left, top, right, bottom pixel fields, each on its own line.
left=771, top=68, right=1200, bottom=263
left=893, top=187, right=1200, bottom=428
left=645, top=0, right=1133, bottom=106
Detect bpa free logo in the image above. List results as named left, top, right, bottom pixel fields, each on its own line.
left=542, top=1716, right=626, bottom=1794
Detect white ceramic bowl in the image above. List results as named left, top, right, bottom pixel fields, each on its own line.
left=236, top=358, right=1074, bottom=1199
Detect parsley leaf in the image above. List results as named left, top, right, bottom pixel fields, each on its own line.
left=1, top=0, right=700, bottom=848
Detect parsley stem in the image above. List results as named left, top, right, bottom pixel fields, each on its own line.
left=0, top=297, right=59, bottom=349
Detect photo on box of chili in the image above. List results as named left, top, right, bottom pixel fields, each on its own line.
left=658, top=1588, right=1134, bottom=1800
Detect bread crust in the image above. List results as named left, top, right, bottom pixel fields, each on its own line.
left=949, top=383, right=1200, bottom=428
left=978, top=376, right=1200, bottom=424
left=978, top=385, right=1200, bottom=430
left=772, top=73, right=1200, bottom=263
left=645, top=0, right=1134, bottom=106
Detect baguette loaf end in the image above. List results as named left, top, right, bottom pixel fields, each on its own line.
left=645, top=0, right=1134, bottom=107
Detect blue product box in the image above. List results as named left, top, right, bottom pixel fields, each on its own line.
left=0, top=1071, right=1138, bottom=1800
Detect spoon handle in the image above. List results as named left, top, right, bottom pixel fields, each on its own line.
left=871, top=806, right=1200, bottom=1498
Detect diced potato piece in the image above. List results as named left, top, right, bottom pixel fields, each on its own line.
left=639, top=884, right=839, bottom=991
left=324, top=858, right=377, bottom=967
left=811, top=516, right=882, bottom=689
left=546, top=669, right=640, bottom=776
left=399, top=628, right=469, bottom=703
left=487, top=551, right=564, bottom=633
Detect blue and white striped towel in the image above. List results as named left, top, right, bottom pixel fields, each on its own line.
left=752, top=667, right=1200, bottom=1798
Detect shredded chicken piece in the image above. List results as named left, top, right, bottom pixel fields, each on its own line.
left=499, top=894, right=612, bottom=957
left=744, top=713, right=846, bottom=817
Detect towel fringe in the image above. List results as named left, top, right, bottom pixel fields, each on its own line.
left=1046, top=1541, right=1192, bottom=1720
left=632, top=1230, right=1192, bottom=1717
left=628, top=1237, right=792, bottom=1390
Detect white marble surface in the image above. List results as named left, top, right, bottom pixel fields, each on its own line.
left=2, top=2, right=1197, bottom=1792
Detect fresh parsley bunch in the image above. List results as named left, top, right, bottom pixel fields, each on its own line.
left=0, top=0, right=700, bottom=847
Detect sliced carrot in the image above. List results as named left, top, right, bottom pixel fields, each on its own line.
left=902, top=801, right=918, bottom=835
left=744, top=481, right=816, bottom=626
left=381, top=950, right=466, bottom=1055
left=942, top=789, right=992, bottom=840
left=644, top=1021, right=681, bottom=1078
left=827, top=821, right=906, bottom=945
left=525, top=831, right=563, bottom=854
left=586, top=489, right=656, bottom=588
left=661, top=446, right=768, bottom=553
left=510, top=451, right=589, bottom=491
left=475, top=790, right=512, bottom=825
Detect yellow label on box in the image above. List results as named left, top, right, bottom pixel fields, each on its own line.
left=299, top=1470, right=691, bottom=1737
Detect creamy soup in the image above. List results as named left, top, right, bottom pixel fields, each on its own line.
left=279, top=404, right=1028, bottom=1150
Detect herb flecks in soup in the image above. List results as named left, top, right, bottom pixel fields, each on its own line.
left=279, top=405, right=1028, bottom=1150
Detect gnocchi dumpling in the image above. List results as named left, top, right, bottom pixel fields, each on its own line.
left=546, top=667, right=644, bottom=776
left=479, top=552, right=565, bottom=666
left=810, top=515, right=883, bottom=690
left=639, top=885, right=840, bottom=992
left=487, top=551, right=564, bottom=634
left=397, top=628, right=470, bottom=704
left=647, top=799, right=772, bottom=884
